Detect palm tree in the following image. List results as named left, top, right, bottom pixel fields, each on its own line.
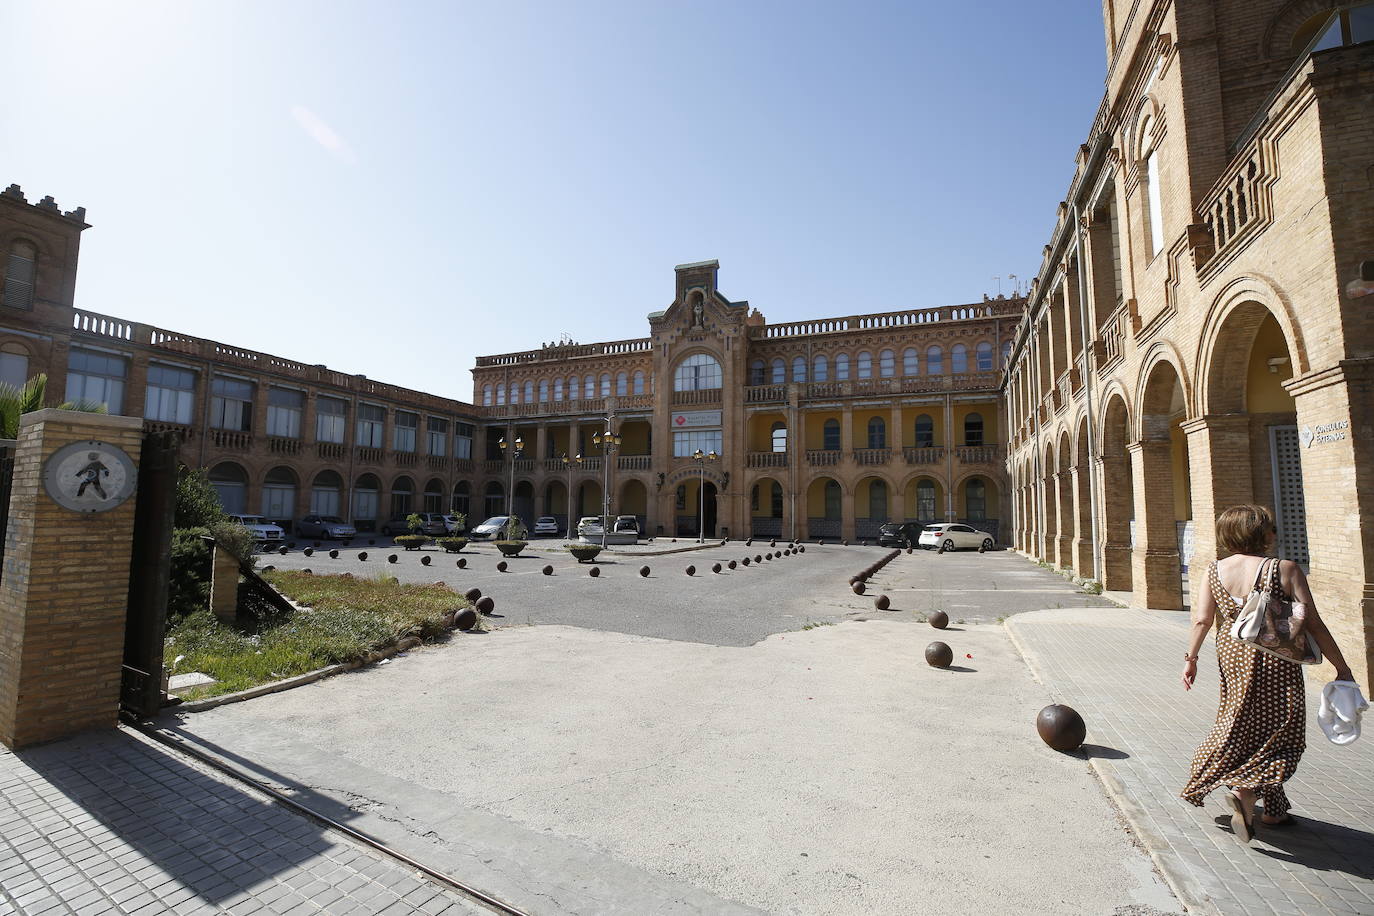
left=0, top=373, right=107, bottom=439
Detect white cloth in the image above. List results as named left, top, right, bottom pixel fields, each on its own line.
left=1317, top=680, right=1369, bottom=745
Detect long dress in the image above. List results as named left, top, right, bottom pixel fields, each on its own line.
left=1180, top=561, right=1306, bottom=815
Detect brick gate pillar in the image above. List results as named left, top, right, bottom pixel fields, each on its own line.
left=1128, top=439, right=1183, bottom=610
left=0, top=410, right=145, bottom=748
left=1180, top=414, right=1253, bottom=604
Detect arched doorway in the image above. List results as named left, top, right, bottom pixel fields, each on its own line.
left=904, top=476, right=942, bottom=524
left=805, top=477, right=842, bottom=540
left=423, top=478, right=445, bottom=514
left=959, top=475, right=997, bottom=540
left=353, top=473, right=381, bottom=531
left=483, top=482, right=504, bottom=519
left=545, top=480, right=568, bottom=533
left=577, top=480, right=602, bottom=520
left=310, top=470, right=344, bottom=518
left=620, top=479, right=648, bottom=532
left=208, top=462, right=248, bottom=515
left=1100, top=395, right=1134, bottom=591
left=390, top=476, right=415, bottom=519
left=451, top=481, right=470, bottom=518
left=750, top=477, right=783, bottom=537
left=261, top=466, right=298, bottom=525
left=1056, top=431, right=1073, bottom=569
left=1135, top=359, right=1191, bottom=610
left=1041, top=442, right=1057, bottom=562
left=513, top=480, right=535, bottom=527
left=855, top=476, right=890, bottom=539
left=674, top=479, right=718, bottom=538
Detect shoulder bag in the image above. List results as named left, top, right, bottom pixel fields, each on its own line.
left=1229, top=556, right=1322, bottom=664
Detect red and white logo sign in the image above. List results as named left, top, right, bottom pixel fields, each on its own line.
left=675, top=415, right=687, bottom=426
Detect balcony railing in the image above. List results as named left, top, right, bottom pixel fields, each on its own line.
left=144, top=420, right=192, bottom=443
left=801, top=373, right=1000, bottom=401
left=581, top=456, right=602, bottom=471
left=453, top=459, right=475, bottom=474
left=543, top=458, right=565, bottom=472
left=394, top=451, right=417, bottom=467
left=671, top=388, right=722, bottom=407
left=355, top=446, right=383, bottom=465
left=955, top=445, right=1002, bottom=464
left=902, top=446, right=943, bottom=465
left=746, top=451, right=787, bottom=469
left=618, top=455, right=651, bottom=470
left=210, top=429, right=251, bottom=451
left=474, top=336, right=651, bottom=367
left=1198, top=149, right=1266, bottom=270
left=316, top=441, right=346, bottom=460
left=744, top=385, right=786, bottom=404
left=805, top=449, right=841, bottom=466
left=268, top=436, right=301, bottom=456
left=751, top=300, right=1019, bottom=340
left=428, top=455, right=450, bottom=471
left=513, top=458, right=536, bottom=472
left=853, top=448, right=891, bottom=465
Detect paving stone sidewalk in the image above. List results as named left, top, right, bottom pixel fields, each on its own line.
left=0, top=726, right=494, bottom=915
left=1007, top=606, right=1374, bottom=916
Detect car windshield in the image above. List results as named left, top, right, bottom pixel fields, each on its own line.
left=237, top=516, right=264, bottom=524
left=479, top=517, right=507, bottom=527
left=923, top=525, right=943, bottom=531
left=321, top=516, right=345, bottom=524
left=537, top=517, right=555, bottom=524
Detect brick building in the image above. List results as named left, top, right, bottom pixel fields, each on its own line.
left=1002, top=1, right=1374, bottom=688
left=0, top=188, right=1015, bottom=544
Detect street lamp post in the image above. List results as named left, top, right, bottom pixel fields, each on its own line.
left=498, top=434, right=523, bottom=536
left=691, top=448, right=718, bottom=542
left=561, top=452, right=582, bottom=539
left=592, top=424, right=621, bottom=549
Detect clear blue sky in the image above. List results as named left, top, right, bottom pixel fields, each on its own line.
left=4, top=1, right=1106, bottom=403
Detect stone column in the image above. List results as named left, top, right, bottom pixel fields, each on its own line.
left=1055, top=470, right=1073, bottom=569
left=1097, top=454, right=1134, bottom=592
left=0, top=410, right=145, bottom=748
left=1071, top=465, right=1093, bottom=574
left=1128, top=440, right=1184, bottom=610
left=1180, top=415, right=1253, bottom=575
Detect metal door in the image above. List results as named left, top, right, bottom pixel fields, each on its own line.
left=1269, top=426, right=1309, bottom=569
left=121, top=431, right=180, bottom=718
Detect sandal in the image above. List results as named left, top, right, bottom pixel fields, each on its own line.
left=1260, top=813, right=1293, bottom=827
left=1226, top=792, right=1254, bottom=844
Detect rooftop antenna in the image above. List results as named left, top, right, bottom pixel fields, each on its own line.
left=992, top=276, right=1002, bottom=296
left=558, top=332, right=572, bottom=346
left=1008, top=274, right=1018, bottom=297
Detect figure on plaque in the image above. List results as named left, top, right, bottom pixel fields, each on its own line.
left=75, top=452, right=111, bottom=500
left=692, top=299, right=704, bottom=328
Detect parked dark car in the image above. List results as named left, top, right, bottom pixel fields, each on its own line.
left=877, top=521, right=924, bottom=548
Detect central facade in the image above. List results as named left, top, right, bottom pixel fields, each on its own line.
left=471, top=260, right=1018, bottom=541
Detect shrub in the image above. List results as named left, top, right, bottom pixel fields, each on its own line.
left=394, top=535, right=430, bottom=550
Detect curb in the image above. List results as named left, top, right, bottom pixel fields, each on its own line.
left=1004, top=615, right=1220, bottom=916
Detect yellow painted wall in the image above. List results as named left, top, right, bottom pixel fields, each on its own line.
left=803, top=411, right=842, bottom=449
left=856, top=476, right=891, bottom=518
left=619, top=421, right=652, bottom=455
left=748, top=412, right=788, bottom=451
left=953, top=402, right=998, bottom=444
left=620, top=480, right=647, bottom=514
left=857, top=412, right=890, bottom=447
left=958, top=475, right=999, bottom=516
left=902, top=477, right=944, bottom=517
left=1245, top=315, right=1296, bottom=413
left=807, top=477, right=840, bottom=516
left=909, top=409, right=943, bottom=447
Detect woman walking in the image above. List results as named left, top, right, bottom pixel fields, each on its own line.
left=1179, top=504, right=1354, bottom=842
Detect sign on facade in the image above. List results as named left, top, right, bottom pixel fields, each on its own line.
left=672, top=410, right=722, bottom=428
left=42, top=440, right=138, bottom=512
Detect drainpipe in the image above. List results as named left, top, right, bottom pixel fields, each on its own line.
left=1072, top=202, right=1103, bottom=583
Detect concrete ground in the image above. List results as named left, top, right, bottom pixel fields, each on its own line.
left=164, top=545, right=1178, bottom=915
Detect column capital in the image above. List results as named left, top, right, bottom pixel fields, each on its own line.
left=1179, top=413, right=1250, bottom=436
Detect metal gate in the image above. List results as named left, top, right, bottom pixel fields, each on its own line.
left=120, top=431, right=180, bottom=718
left=1269, top=425, right=1310, bottom=569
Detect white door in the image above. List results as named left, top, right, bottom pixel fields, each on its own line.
left=1269, top=426, right=1309, bottom=569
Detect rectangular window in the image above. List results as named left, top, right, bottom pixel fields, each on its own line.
left=394, top=411, right=417, bottom=452
left=262, top=484, right=295, bottom=519
left=316, top=396, right=346, bottom=443
left=671, top=428, right=723, bottom=458
left=356, top=403, right=384, bottom=448
left=352, top=487, right=378, bottom=521
left=209, top=376, right=252, bottom=431
left=3, top=247, right=35, bottom=310
left=143, top=364, right=195, bottom=424
left=66, top=348, right=127, bottom=414
left=1146, top=151, right=1164, bottom=256
left=427, top=417, right=448, bottom=456
left=917, top=487, right=936, bottom=519
left=266, top=387, right=303, bottom=438
left=0, top=351, right=28, bottom=388
left=455, top=422, right=474, bottom=459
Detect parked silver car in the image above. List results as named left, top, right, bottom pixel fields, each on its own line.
left=532, top=516, right=560, bottom=537
left=470, top=516, right=527, bottom=539
left=227, top=514, right=285, bottom=544
left=296, top=515, right=357, bottom=540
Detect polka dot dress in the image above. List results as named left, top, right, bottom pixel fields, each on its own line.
left=1180, top=562, right=1306, bottom=816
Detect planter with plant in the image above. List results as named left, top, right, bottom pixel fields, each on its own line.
left=565, top=542, right=601, bottom=563
left=494, top=517, right=527, bottom=557
left=395, top=535, right=430, bottom=550
left=436, top=537, right=468, bottom=553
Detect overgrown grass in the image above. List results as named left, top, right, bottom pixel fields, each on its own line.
left=165, top=570, right=468, bottom=698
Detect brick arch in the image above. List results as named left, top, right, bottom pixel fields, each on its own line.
left=1261, top=0, right=1343, bottom=61
left=1094, top=381, right=1134, bottom=454
left=1133, top=342, right=1193, bottom=441
left=1195, top=274, right=1307, bottom=416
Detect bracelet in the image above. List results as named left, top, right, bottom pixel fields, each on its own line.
left=1184, top=654, right=1199, bottom=662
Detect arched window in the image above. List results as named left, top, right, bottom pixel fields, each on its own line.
left=857, top=351, right=873, bottom=379
left=351, top=473, right=379, bottom=522
left=599, top=373, right=611, bottom=397
left=423, top=478, right=445, bottom=513
left=927, top=346, right=944, bottom=375
left=3, top=240, right=37, bottom=310
left=914, top=414, right=935, bottom=448
left=1001, top=341, right=1012, bottom=368
left=208, top=462, right=248, bottom=515
left=584, top=375, right=595, bottom=398
left=616, top=372, right=628, bottom=396
left=976, top=342, right=994, bottom=371
left=902, top=348, right=918, bottom=376
left=813, top=354, right=829, bottom=382
left=538, top=380, right=549, bottom=402
left=523, top=380, right=534, bottom=403
left=771, top=421, right=787, bottom=452
left=916, top=480, right=936, bottom=519
left=568, top=376, right=580, bottom=400
left=952, top=344, right=968, bottom=374
left=867, top=416, right=886, bottom=449
left=964, top=412, right=984, bottom=447
left=451, top=481, right=470, bottom=516
left=496, top=383, right=506, bottom=406
left=878, top=349, right=895, bottom=377
left=262, top=467, right=298, bottom=520
left=868, top=480, right=888, bottom=521
left=310, top=470, right=344, bottom=517
left=674, top=353, right=722, bottom=391
left=835, top=353, right=850, bottom=380
left=1139, top=115, right=1165, bottom=257
left=824, top=480, right=841, bottom=519
left=632, top=370, right=645, bottom=395
left=966, top=478, right=987, bottom=521
left=749, top=359, right=766, bottom=385
left=792, top=356, right=807, bottom=383
left=823, top=418, right=840, bottom=450
left=482, top=385, right=493, bottom=406
left=770, top=358, right=785, bottom=384
left=390, top=476, right=415, bottom=518
left=554, top=377, right=565, bottom=401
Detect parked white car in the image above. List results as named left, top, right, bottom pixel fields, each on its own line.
left=227, top=514, right=285, bottom=544
left=470, top=516, right=526, bottom=539
left=918, top=523, right=995, bottom=552
left=575, top=516, right=604, bottom=539
left=532, top=516, right=561, bottom=537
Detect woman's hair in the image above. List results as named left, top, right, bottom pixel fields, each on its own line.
left=1216, top=504, right=1276, bottom=556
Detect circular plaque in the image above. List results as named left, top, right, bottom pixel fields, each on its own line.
left=42, top=440, right=138, bottom=513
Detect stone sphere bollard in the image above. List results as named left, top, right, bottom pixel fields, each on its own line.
left=542, top=565, right=553, bottom=576
left=754, top=555, right=763, bottom=564
left=929, top=611, right=949, bottom=629
left=842, top=540, right=849, bottom=546
left=799, top=546, right=806, bottom=553
left=303, top=547, right=314, bottom=557
left=742, top=557, right=751, bottom=566
left=852, top=581, right=866, bottom=595
left=639, top=566, right=650, bottom=577
left=301, top=568, right=312, bottom=575
left=589, top=566, right=600, bottom=577
left=358, top=551, right=368, bottom=561
left=497, top=560, right=509, bottom=572
left=978, top=544, right=986, bottom=554
left=874, top=594, right=890, bottom=610
left=476, top=596, right=495, bottom=615
left=1036, top=705, right=1087, bottom=751
left=770, top=540, right=777, bottom=547
left=387, top=554, right=398, bottom=564
left=464, top=587, right=482, bottom=602
left=925, top=641, right=954, bottom=668
left=263, top=565, right=275, bottom=572
left=456, top=558, right=467, bottom=568
left=279, top=546, right=288, bottom=556
left=420, top=555, right=430, bottom=566
left=728, top=560, right=737, bottom=569
left=454, top=608, right=478, bottom=631
left=329, top=549, right=339, bottom=559
left=685, top=565, right=696, bottom=576
left=712, top=563, right=722, bottom=574
left=907, top=547, right=914, bottom=554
